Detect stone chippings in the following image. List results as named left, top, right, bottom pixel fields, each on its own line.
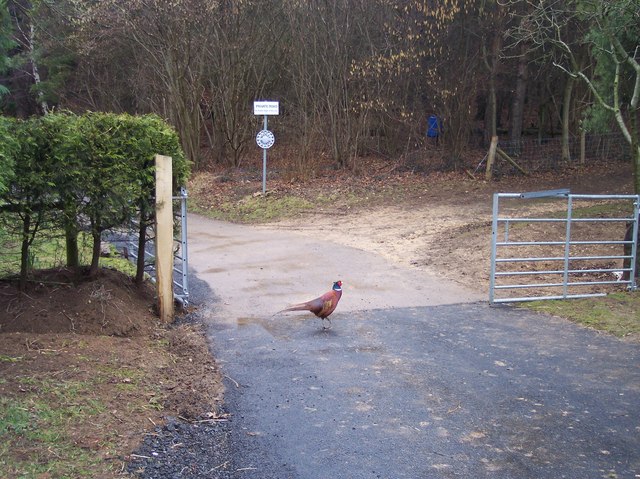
left=128, top=414, right=235, bottom=479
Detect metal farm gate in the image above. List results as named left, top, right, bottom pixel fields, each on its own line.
left=125, top=187, right=189, bottom=305
left=489, top=190, right=639, bottom=304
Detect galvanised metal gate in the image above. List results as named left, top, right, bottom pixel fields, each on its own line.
left=126, top=187, right=189, bottom=305
left=490, top=190, right=639, bottom=304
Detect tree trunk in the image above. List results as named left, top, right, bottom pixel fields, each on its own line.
left=561, top=76, right=575, bottom=163
left=486, top=85, right=497, bottom=142
left=65, top=225, right=79, bottom=269
left=509, top=49, right=528, bottom=149
left=482, top=29, right=502, bottom=144
left=485, top=135, right=499, bottom=180
left=633, top=141, right=640, bottom=195
left=135, top=216, right=148, bottom=285
left=631, top=105, right=640, bottom=195
left=28, top=23, right=49, bottom=115
left=89, top=230, right=102, bottom=277
left=64, top=200, right=79, bottom=270
left=19, top=213, right=31, bottom=291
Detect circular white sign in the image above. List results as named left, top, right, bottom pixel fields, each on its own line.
left=256, top=129, right=275, bottom=149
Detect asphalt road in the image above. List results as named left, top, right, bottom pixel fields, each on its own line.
left=189, top=214, right=640, bottom=479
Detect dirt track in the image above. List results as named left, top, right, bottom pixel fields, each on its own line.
left=268, top=164, right=636, bottom=297
left=187, top=214, right=484, bottom=326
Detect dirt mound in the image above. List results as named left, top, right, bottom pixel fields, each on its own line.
left=0, top=267, right=224, bottom=477
left=0, top=268, right=158, bottom=336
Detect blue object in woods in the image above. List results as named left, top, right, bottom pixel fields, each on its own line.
left=427, top=115, right=441, bottom=138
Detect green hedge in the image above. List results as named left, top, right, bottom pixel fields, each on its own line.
left=0, top=116, right=18, bottom=195
left=0, top=112, right=189, bottom=286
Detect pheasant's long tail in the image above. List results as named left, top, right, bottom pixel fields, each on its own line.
left=271, top=302, right=311, bottom=318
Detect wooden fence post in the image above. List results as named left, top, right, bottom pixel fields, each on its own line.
left=496, top=147, right=529, bottom=176
left=485, top=135, right=499, bottom=180
left=155, top=154, right=174, bottom=322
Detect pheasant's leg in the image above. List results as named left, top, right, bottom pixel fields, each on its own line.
left=322, top=317, right=332, bottom=330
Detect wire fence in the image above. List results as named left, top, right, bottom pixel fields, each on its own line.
left=400, top=132, right=630, bottom=176
left=493, top=132, right=630, bottom=175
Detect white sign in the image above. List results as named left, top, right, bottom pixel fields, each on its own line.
left=253, top=101, right=280, bottom=116
left=256, top=129, right=275, bottom=149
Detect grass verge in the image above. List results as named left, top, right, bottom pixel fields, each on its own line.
left=521, top=291, right=640, bottom=339
left=0, top=380, right=109, bottom=477
left=0, top=336, right=164, bottom=477
left=0, top=326, right=221, bottom=478
left=187, top=169, right=427, bottom=224
left=191, top=193, right=317, bottom=223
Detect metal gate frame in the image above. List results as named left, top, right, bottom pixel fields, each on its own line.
left=172, top=187, right=189, bottom=305
left=489, top=189, right=639, bottom=304
left=127, top=187, right=189, bottom=305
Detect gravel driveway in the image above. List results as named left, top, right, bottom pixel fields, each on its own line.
left=183, top=214, right=640, bottom=479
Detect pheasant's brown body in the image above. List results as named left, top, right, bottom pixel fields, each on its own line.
left=279, top=281, right=343, bottom=328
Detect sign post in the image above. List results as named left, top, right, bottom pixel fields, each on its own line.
left=253, top=101, right=279, bottom=194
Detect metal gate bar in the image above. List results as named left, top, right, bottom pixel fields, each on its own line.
left=126, top=187, right=189, bottom=305
left=490, top=190, right=639, bottom=304
left=173, top=187, right=189, bottom=305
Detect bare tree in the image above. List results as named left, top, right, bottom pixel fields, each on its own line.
left=509, top=47, right=528, bottom=146
left=5, top=0, right=49, bottom=116
left=283, top=0, right=378, bottom=172
left=75, top=0, right=218, bottom=168
left=511, top=0, right=640, bottom=189
left=203, top=0, right=286, bottom=168
left=360, top=0, right=484, bottom=167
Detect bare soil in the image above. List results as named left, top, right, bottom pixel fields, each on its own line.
left=0, top=269, right=223, bottom=477
left=0, top=158, right=635, bottom=476
left=277, top=168, right=632, bottom=294
left=262, top=161, right=635, bottom=297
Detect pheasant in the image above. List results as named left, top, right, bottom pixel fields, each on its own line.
left=277, top=280, right=343, bottom=329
